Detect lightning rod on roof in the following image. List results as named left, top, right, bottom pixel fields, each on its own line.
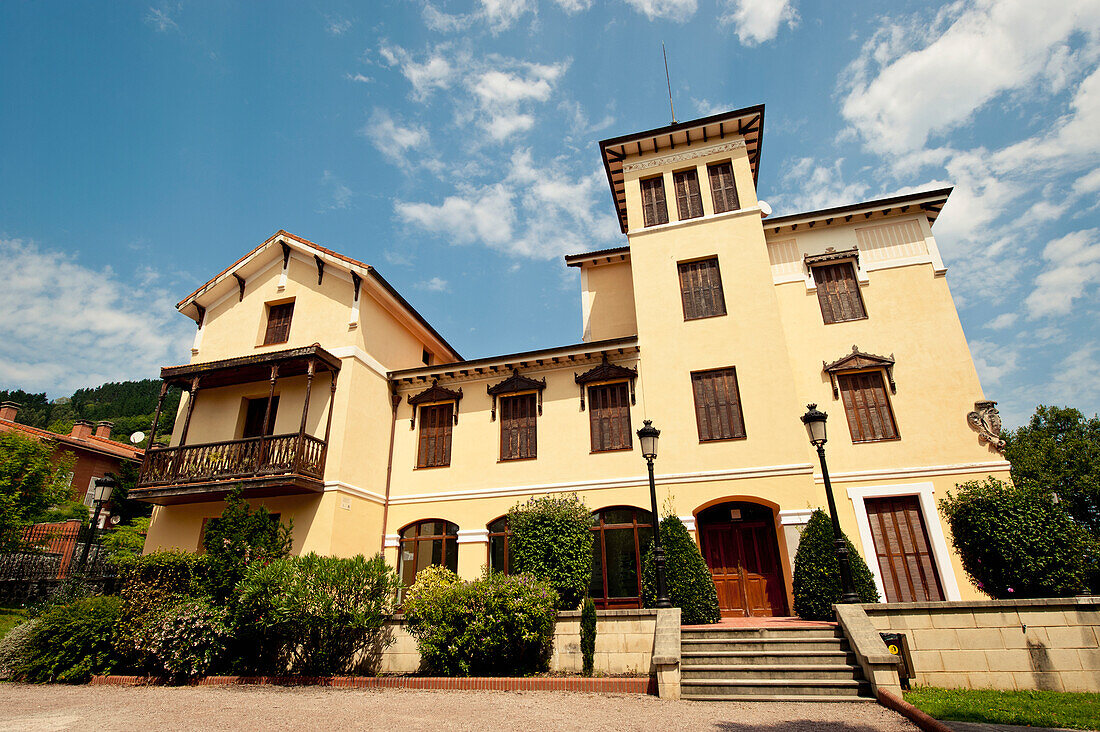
left=663, top=42, right=676, bottom=125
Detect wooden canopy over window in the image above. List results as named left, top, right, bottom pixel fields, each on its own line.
left=823, top=345, right=896, bottom=399
left=159, top=344, right=341, bottom=391
left=407, top=379, right=463, bottom=429
left=574, top=356, right=637, bottom=411
left=487, top=369, right=547, bottom=421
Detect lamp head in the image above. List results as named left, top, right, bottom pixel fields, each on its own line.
left=93, top=476, right=119, bottom=503
left=801, top=404, right=828, bottom=447
left=637, top=419, right=660, bottom=461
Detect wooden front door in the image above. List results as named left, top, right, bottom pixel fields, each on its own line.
left=865, top=495, right=944, bottom=602
left=699, top=515, right=788, bottom=617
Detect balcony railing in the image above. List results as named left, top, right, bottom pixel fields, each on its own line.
left=137, top=433, right=327, bottom=488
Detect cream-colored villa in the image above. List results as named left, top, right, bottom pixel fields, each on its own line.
left=135, top=105, right=1010, bottom=617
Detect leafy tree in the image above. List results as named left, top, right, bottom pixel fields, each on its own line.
left=0, top=431, right=74, bottom=550
left=202, top=485, right=293, bottom=603
left=641, top=515, right=721, bottom=624
left=0, top=390, right=50, bottom=429
left=508, top=493, right=594, bottom=610
left=1003, top=405, right=1100, bottom=536
left=793, top=509, right=879, bottom=620
left=940, top=477, right=1096, bottom=598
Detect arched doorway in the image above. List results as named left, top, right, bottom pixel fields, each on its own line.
left=696, top=501, right=788, bottom=617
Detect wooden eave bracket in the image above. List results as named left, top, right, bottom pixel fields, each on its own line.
left=823, top=345, right=896, bottom=399
left=573, top=356, right=638, bottom=411
left=315, top=255, right=325, bottom=285
left=407, top=379, right=463, bottom=428
left=487, top=369, right=547, bottom=420
left=280, top=240, right=291, bottom=269
left=351, top=271, right=362, bottom=302
left=194, top=304, right=206, bottom=329
left=233, top=273, right=245, bottom=302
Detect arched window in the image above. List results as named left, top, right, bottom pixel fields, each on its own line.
left=487, top=516, right=512, bottom=574
left=589, top=506, right=654, bottom=609
left=398, top=519, right=459, bottom=587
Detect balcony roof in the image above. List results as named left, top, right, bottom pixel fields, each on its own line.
left=161, top=344, right=341, bottom=390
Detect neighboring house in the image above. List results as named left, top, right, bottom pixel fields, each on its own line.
left=134, top=105, right=1010, bottom=617
left=0, top=403, right=143, bottom=527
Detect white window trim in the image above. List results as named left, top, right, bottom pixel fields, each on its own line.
left=845, top=481, right=961, bottom=602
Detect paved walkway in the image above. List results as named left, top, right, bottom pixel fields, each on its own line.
left=0, top=684, right=918, bottom=731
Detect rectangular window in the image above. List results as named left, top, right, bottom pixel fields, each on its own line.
left=242, top=396, right=279, bottom=438
left=708, top=161, right=740, bottom=214
left=422, top=349, right=432, bottom=366
left=417, top=403, right=454, bottom=467
left=588, top=382, right=632, bottom=452
left=673, top=168, right=704, bottom=220
left=812, top=262, right=866, bottom=324
left=640, top=176, right=669, bottom=227
left=500, top=393, right=537, bottom=461
left=865, top=495, right=945, bottom=602
left=838, top=371, right=899, bottom=443
left=263, top=302, right=294, bottom=345
left=678, top=257, right=727, bottom=320
left=691, top=368, right=746, bottom=441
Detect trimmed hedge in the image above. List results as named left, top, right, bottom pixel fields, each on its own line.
left=641, top=515, right=721, bottom=625
left=793, top=509, right=879, bottom=620
left=133, top=597, right=230, bottom=681
left=18, top=596, right=120, bottom=682
left=580, top=596, right=596, bottom=676
left=508, top=494, right=593, bottom=610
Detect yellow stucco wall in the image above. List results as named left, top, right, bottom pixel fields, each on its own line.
left=581, top=259, right=637, bottom=341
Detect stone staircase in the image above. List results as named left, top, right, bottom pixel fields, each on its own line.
left=680, top=623, right=875, bottom=702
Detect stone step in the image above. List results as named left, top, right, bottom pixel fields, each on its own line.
left=682, top=694, right=875, bottom=703
left=681, top=664, right=863, bottom=681
left=681, top=678, right=872, bottom=698
left=681, top=637, right=849, bottom=653
left=681, top=627, right=844, bottom=640
left=681, top=650, right=857, bottom=666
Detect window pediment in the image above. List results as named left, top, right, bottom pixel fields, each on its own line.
left=574, top=356, right=637, bottom=411
left=487, top=369, right=546, bottom=421
left=805, top=247, right=860, bottom=267
left=407, top=379, right=463, bottom=428
left=823, top=345, right=896, bottom=398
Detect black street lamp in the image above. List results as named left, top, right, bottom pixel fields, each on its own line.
left=78, top=476, right=118, bottom=569
left=637, top=420, right=671, bottom=609
left=801, top=404, right=860, bottom=604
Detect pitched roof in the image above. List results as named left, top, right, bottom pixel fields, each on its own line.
left=764, top=188, right=953, bottom=234
left=0, top=419, right=143, bottom=462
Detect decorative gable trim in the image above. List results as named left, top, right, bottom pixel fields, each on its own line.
left=487, top=369, right=547, bottom=421
left=574, top=356, right=637, bottom=411
left=823, top=345, right=896, bottom=398
left=621, top=139, right=746, bottom=174
left=407, top=379, right=463, bottom=428
left=805, top=247, right=859, bottom=267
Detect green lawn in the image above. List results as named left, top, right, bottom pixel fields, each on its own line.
left=905, top=686, right=1100, bottom=731
left=0, top=607, right=27, bottom=639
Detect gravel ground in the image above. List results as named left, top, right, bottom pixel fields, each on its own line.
left=0, top=685, right=919, bottom=731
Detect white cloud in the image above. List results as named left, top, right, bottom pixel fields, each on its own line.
left=0, top=238, right=190, bottom=396
left=719, top=0, right=798, bottom=46
left=325, top=15, right=352, bottom=35
left=485, top=113, right=535, bottom=140
left=984, top=312, right=1019, bottom=331
left=378, top=42, right=459, bottom=101
left=623, top=0, right=697, bottom=21
left=345, top=73, right=372, bottom=84
left=1026, top=229, right=1100, bottom=318
left=968, top=338, right=1020, bottom=389
left=551, top=0, right=592, bottom=12
left=144, top=4, right=178, bottom=32
left=396, top=184, right=517, bottom=249
left=416, top=277, right=450, bottom=292
left=480, top=0, right=535, bottom=32
left=318, top=171, right=353, bottom=212
left=422, top=0, right=535, bottom=33
left=1047, top=341, right=1100, bottom=407
left=360, top=109, right=430, bottom=167
left=423, top=4, right=475, bottom=32
left=771, top=157, right=870, bottom=213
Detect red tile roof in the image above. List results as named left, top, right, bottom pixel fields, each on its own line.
left=0, top=419, right=143, bottom=462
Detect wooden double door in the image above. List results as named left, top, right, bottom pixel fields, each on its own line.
left=698, top=504, right=788, bottom=617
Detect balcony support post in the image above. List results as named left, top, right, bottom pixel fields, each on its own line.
left=256, top=365, right=279, bottom=475
left=295, top=359, right=316, bottom=474
left=170, top=377, right=201, bottom=479
left=320, top=370, right=338, bottom=475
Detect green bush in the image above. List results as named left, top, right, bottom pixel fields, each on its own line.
left=101, top=517, right=151, bottom=564
left=793, top=509, right=879, bottom=620
left=114, top=550, right=208, bottom=669
left=580, top=596, right=596, bottom=676
left=403, top=567, right=557, bottom=676
left=940, top=478, right=1097, bottom=598
left=133, top=597, right=230, bottom=681
left=18, top=596, right=120, bottom=682
left=202, top=485, right=293, bottom=603
left=641, top=516, right=721, bottom=625
left=0, top=620, right=38, bottom=679
left=236, top=553, right=399, bottom=676
left=508, top=494, right=593, bottom=610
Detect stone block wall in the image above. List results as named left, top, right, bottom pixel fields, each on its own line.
left=863, top=598, right=1100, bottom=692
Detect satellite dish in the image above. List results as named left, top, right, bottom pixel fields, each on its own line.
left=109, top=515, right=122, bottom=526
left=759, top=200, right=773, bottom=218
left=130, top=431, right=145, bottom=445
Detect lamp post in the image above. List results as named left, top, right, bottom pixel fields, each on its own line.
left=637, top=420, right=671, bottom=609
left=78, top=476, right=117, bottom=569
left=800, top=404, right=860, bottom=604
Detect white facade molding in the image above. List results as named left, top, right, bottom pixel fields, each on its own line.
left=629, top=204, right=762, bottom=238
left=190, top=322, right=204, bottom=355
left=457, top=529, right=489, bottom=544
left=779, top=508, right=814, bottom=526
left=815, top=460, right=1011, bottom=484
left=323, top=480, right=387, bottom=505
left=678, top=515, right=696, bottom=532
left=622, top=138, right=746, bottom=173
left=383, top=533, right=400, bottom=549
left=388, top=462, right=814, bottom=505
left=845, top=481, right=962, bottom=602
left=327, top=345, right=389, bottom=380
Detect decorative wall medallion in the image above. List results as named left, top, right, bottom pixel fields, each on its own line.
left=621, top=139, right=747, bottom=173
left=967, top=400, right=1006, bottom=451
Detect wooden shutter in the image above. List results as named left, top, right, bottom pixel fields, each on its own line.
left=673, top=169, right=704, bottom=220
left=691, top=369, right=746, bottom=441
left=500, top=393, right=537, bottom=460
left=813, top=263, right=866, bottom=323
left=838, top=371, right=898, bottom=442
left=678, top=258, right=727, bottom=320
left=708, top=162, right=740, bottom=214
left=865, top=495, right=944, bottom=602
left=417, top=403, right=453, bottom=467
left=588, top=383, right=632, bottom=452
left=264, top=302, right=294, bottom=345
left=640, top=177, right=669, bottom=227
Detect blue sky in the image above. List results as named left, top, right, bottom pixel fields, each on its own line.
left=1, top=0, right=1097, bottom=427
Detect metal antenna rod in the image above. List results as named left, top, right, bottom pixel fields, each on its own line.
left=663, top=42, right=676, bottom=124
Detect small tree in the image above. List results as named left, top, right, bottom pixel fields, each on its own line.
left=580, top=596, right=597, bottom=676
left=641, top=515, right=721, bottom=625
left=508, top=494, right=593, bottom=610
left=940, top=477, right=1096, bottom=598
left=0, top=431, right=74, bottom=550
left=793, top=509, right=879, bottom=620
left=202, top=485, right=292, bottom=603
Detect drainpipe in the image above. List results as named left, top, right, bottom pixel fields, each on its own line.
left=380, top=388, right=401, bottom=555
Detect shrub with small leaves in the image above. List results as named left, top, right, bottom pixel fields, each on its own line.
left=580, top=596, right=596, bottom=676
left=793, top=509, right=879, bottom=620
left=641, top=515, right=721, bottom=625
left=18, top=596, right=120, bottom=683
left=0, top=620, right=39, bottom=679
left=133, top=597, right=230, bottom=681
left=508, top=494, right=593, bottom=610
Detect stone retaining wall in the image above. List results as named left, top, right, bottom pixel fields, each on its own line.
left=379, top=609, right=658, bottom=675
left=863, top=597, right=1100, bottom=692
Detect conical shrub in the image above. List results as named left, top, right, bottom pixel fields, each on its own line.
left=792, top=509, right=879, bottom=620
left=642, top=516, right=721, bottom=625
